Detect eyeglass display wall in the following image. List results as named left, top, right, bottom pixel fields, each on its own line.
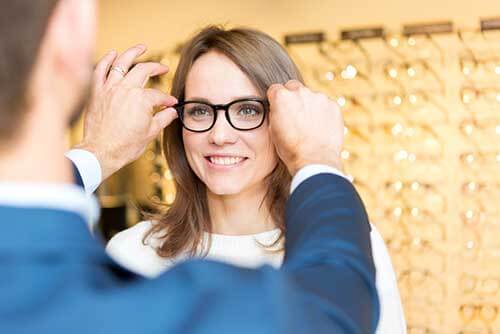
left=286, top=29, right=500, bottom=334
left=94, top=26, right=500, bottom=333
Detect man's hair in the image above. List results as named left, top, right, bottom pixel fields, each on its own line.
left=0, top=1, right=59, bottom=142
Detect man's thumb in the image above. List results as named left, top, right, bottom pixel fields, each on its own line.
left=149, top=107, right=178, bottom=136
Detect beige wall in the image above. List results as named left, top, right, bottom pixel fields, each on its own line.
left=97, top=0, right=500, bottom=56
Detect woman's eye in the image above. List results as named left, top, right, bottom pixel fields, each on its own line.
left=187, top=108, right=210, bottom=117
left=238, top=106, right=260, bottom=116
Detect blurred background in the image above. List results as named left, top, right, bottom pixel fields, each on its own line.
left=73, top=1, right=500, bottom=333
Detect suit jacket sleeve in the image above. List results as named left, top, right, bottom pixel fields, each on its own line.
left=72, top=161, right=84, bottom=188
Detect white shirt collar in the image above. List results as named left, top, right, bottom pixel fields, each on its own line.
left=0, top=182, right=100, bottom=230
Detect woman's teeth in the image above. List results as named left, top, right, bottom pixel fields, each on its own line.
left=209, top=156, right=245, bottom=166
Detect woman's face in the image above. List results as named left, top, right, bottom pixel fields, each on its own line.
left=182, top=51, right=279, bottom=196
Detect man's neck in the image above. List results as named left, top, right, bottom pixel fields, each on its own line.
left=0, top=109, right=73, bottom=184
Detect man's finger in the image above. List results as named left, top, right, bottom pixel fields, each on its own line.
left=267, top=83, right=285, bottom=101
left=284, top=80, right=303, bottom=90
left=106, top=44, right=147, bottom=86
left=144, top=89, right=178, bottom=109
left=148, top=108, right=178, bottom=138
left=93, top=50, right=117, bottom=91
left=123, top=62, right=169, bottom=88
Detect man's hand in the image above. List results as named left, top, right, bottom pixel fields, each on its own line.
left=75, top=45, right=178, bottom=180
left=267, top=80, right=344, bottom=176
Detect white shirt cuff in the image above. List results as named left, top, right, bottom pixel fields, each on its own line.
left=290, top=164, right=352, bottom=194
left=65, top=149, right=102, bottom=195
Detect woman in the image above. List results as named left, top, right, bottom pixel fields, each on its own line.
left=107, top=26, right=406, bottom=333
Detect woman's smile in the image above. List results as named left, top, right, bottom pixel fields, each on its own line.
left=205, top=155, right=249, bottom=169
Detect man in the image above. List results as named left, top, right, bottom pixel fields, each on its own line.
left=0, top=1, right=379, bottom=333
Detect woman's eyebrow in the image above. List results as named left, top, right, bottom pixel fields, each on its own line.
left=184, top=95, right=264, bottom=103
left=185, top=97, right=210, bottom=103
left=236, top=95, right=264, bottom=100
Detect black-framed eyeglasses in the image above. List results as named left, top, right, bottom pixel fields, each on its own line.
left=174, top=98, right=269, bottom=132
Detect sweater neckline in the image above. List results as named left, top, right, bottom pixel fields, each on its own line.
left=207, top=228, right=281, bottom=239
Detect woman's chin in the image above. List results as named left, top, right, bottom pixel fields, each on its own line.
left=206, top=184, right=243, bottom=196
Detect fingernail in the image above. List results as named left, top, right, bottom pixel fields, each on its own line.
left=136, top=44, right=146, bottom=51
left=167, top=107, right=178, bottom=117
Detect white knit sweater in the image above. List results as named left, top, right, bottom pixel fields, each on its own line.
left=106, top=221, right=407, bottom=334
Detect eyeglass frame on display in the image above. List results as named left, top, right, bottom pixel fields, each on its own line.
left=397, top=267, right=447, bottom=305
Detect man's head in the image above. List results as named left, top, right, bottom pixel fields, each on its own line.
left=0, top=0, right=96, bottom=146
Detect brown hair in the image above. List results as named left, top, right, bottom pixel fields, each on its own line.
left=146, top=26, right=304, bottom=258
left=0, top=1, right=59, bottom=142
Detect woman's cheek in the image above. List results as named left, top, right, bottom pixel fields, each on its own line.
left=182, top=134, right=202, bottom=177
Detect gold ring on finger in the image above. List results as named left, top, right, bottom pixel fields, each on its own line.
left=110, top=66, right=126, bottom=77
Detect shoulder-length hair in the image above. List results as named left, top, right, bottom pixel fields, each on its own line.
left=145, top=26, right=304, bottom=258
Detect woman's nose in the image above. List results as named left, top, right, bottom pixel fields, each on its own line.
left=207, top=110, right=238, bottom=146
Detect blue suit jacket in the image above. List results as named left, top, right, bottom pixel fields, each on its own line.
left=0, top=173, right=379, bottom=333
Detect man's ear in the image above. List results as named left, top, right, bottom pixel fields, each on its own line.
left=43, top=0, right=96, bottom=85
